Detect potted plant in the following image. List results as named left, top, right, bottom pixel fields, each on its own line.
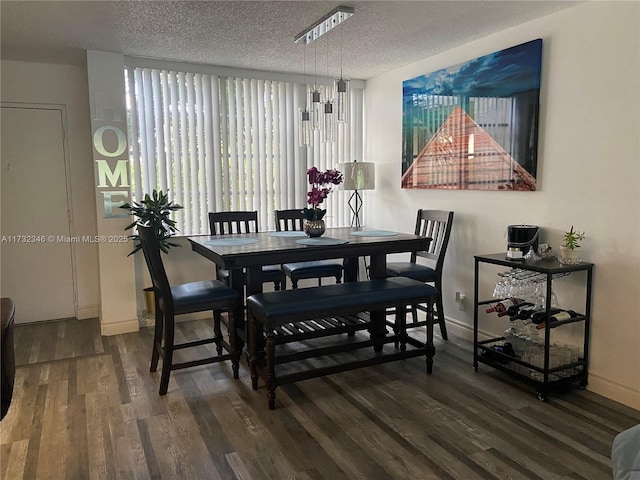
left=302, top=167, right=343, bottom=237
left=558, top=226, right=585, bottom=265
left=120, top=190, right=183, bottom=314
left=120, top=189, right=183, bottom=256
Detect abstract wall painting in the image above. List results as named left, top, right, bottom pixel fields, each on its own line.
left=402, top=39, right=542, bottom=191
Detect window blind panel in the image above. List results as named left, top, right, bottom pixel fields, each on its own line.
left=256, top=81, right=268, bottom=230
left=168, top=71, right=184, bottom=231
left=140, top=68, right=155, bottom=192
left=274, top=82, right=289, bottom=212
left=126, top=68, right=143, bottom=202
left=238, top=77, right=247, bottom=211
left=284, top=83, right=295, bottom=209
left=249, top=79, right=260, bottom=222
left=202, top=75, right=216, bottom=227
left=151, top=69, right=167, bottom=193
left=177, top=72, right=191, bottom=232
left=210, top=76, right=224, bottom=216
left=159, top=71, right=172, bottom=196
left=242, top=78, right=252, bottom=213
left=227, top=78, right=239, bottom=211
left=194, top=74, right=208, bottom=234
left=185, top=73, right=199, bottom=233
left=218, top=77, right=230, bottom=212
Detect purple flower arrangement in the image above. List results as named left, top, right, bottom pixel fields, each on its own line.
left=303, top=166, right=344, bottom=221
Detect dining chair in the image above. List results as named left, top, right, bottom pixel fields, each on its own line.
left=275, top=209, right=343, bottom=289
left=138, top=223, right=240, bottom=395
left=1, top=297, right=15, bottom=420
left=385, top=209, right=454, bottom=340
left=208, top=211, right=286, bottom=291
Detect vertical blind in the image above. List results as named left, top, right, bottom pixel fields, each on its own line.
left=125, top=66, right=364, bottom=234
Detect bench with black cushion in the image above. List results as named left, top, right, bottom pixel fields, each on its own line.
left=246, top=277, right=437, bottom=409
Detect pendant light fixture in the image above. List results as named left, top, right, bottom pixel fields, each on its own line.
left=295, top=6, right=354, bottom=145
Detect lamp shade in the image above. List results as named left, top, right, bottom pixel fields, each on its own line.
left=340, top=161, right=375, bottom=190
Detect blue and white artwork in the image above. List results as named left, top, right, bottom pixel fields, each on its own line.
left=402, top=39, right=542, bottom=190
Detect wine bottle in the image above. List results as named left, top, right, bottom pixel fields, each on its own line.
left=530, top=308, right=562, bottom=325
left=550, top=310, right=579, bottom=322
left=486, top=298, right=525, bottom=314
left=509, top=307, right=536, bottom=321
left=498, top=301, right=533, bottom=317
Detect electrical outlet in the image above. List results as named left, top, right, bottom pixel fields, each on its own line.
left=455, top=292, right=466, bottom=311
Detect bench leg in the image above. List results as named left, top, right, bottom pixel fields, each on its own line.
left=426, top=299, right=435, bottom=374
left=248, top=313, right=259, bottom=390
left=266, top=333, right=277, bottom=410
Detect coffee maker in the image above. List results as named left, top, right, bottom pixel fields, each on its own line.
left=506, top=225, right=539, bottom=260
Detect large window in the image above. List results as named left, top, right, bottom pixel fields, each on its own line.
left=125, top=61, right=363, bottom=234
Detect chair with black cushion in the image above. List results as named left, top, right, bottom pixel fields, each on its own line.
left=208, top=211, right=286, bottom=291
left=275, top=209, right=343, bottom=289
left=386, top=209, right=454, bottom=340
left=1, top=297, right=16, bottom=420
left=138, top=223, right=240, bottom=395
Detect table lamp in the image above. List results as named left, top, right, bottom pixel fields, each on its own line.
left=340, top=160, right=375, bottom=227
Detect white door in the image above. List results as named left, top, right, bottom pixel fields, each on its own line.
left=1, top=105, right=76, bottom=323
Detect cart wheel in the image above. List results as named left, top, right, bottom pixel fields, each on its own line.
left=537, top=391, right=547, bottom=402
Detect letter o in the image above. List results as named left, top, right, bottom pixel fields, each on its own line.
left=93, top=125, right=127, bottom=157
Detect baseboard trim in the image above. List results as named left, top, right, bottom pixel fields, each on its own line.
left=101, top=318, right=139, bottom=336
left=587, top=374, right=640, bottom=410
left=77, top=304, right=100, bottom=320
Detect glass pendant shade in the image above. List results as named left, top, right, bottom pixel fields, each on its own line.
left=334, top=78, right=350, bottom=123
left=309, top=87, right=323, bottom=130
left=323, top=101, right=334, bottom=143
left=299, top=108, right=312, bottom=147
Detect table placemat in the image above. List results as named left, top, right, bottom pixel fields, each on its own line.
left=267, top=231, right=307, bottom=238
left=350, top=230, right=398, bottom=237
left=205, top=238, right=259, bottom=246
left=295, top=237, right=349, bottom=246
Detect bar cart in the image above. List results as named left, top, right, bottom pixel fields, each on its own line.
left=473, top=253, right=594, bottom=401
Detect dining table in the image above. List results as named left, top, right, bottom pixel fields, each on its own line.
left=188, top=227, right=432, bottom=352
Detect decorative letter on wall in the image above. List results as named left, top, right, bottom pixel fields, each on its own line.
left=402, top=39, right=542, bottom=191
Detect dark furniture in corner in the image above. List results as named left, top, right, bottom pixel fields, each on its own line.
left=1, top=297, right=15, bottom=420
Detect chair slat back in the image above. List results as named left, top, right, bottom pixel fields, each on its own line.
left=209, top=211, right=259, bottom=235
left=138, top=223, right=174, bottom=311
left=275, top=209, right=305, bottom=232
left=412, top=210, right=454, bottom=270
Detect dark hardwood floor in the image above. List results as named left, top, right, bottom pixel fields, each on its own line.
left=1, top=317, right=638, bottom=479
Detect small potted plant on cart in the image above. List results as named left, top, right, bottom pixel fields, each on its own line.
left=558, top=226, right=585, bottom=265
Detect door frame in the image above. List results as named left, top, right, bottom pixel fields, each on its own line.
left=1, top=102, right=78, bottom=318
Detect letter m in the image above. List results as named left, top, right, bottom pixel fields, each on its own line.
left=96, top=160, right=129, bottom=188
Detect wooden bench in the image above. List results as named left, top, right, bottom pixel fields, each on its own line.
left=246, top=277, right=438, bottom=409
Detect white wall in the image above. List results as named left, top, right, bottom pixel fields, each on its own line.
left=364, top=2, right=640, bottom=409
left=1, top=60, right=100, bottom=319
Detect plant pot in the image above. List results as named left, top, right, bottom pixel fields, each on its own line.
left=303, top=219, right=325, bottom=237
left=143, top=287, right=156, bottom=315
left=558, top=246, right=581, bottom=265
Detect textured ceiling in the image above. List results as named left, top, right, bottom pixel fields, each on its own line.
left=1, top=1, right=579, bottom=80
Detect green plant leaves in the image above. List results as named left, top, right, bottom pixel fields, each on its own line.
left=119, top=189, right=184, bottom=255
